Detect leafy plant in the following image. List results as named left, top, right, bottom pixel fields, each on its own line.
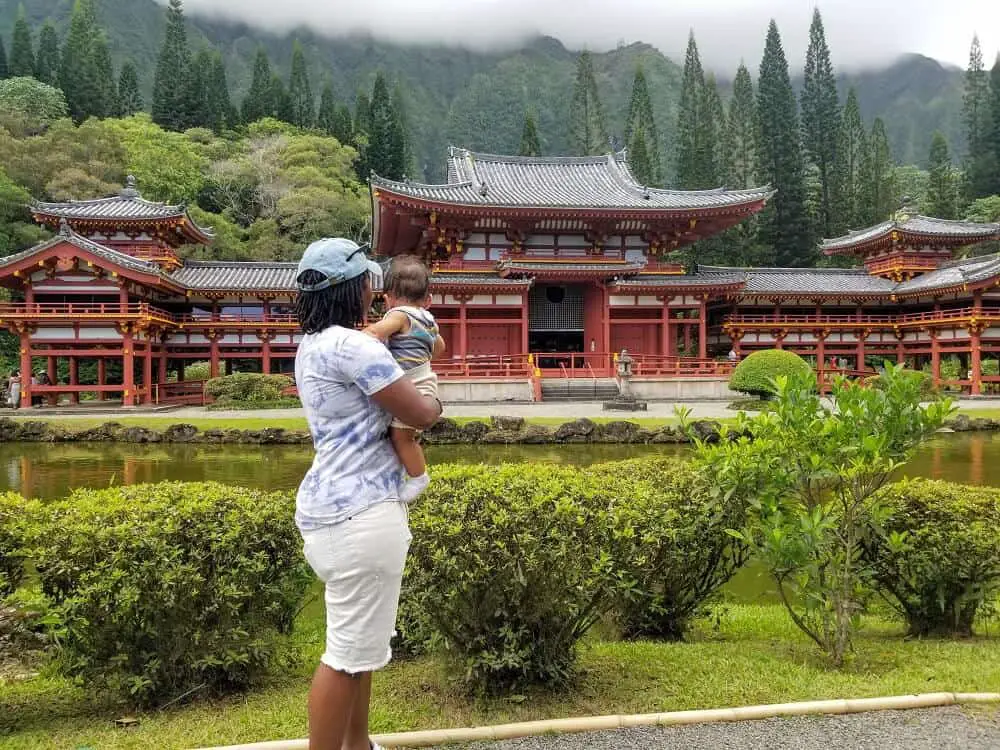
left=204, top=372, right=293, bottom=404
left=687, top=364, right=953, bottom=666
left=729, top=349, right=812, bottom=400
left=28, top=482, right=311, bottom=704
left=597, top=457, right=750, bottom=640
left=0, top=492, right=33, bottom=599
left=863, top=478, right=1000, bottom=637
left=403, top=463, right=621, bottom=694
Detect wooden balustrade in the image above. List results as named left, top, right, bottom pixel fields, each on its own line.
left=726, top=306, right=1000, bottom=327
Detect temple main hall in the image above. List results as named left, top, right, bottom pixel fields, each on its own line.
left=1, top=148, right=999, bottom=407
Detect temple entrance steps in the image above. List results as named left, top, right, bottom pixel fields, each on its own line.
left=540, top=378, right=619, bottom=402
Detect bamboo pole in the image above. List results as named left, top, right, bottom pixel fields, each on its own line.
left=193, top=692, right=1000, bottom=750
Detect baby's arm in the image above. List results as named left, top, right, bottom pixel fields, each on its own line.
left=364, top=311, right=409, bottom=342
left=433, top=335, right=446, bottom=359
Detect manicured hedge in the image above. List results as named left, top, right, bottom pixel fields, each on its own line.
left=28, top=482, right=311, bottom=703
left=204, top=372, right=294, bottom=404
left=729, top=350, right=812, bottom=399
left=865, top=478, right=1000, bottom=637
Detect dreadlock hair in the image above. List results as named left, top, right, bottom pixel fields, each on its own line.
left=296, top=270, right=368, bottom=334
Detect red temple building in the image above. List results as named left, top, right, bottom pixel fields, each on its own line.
left=1, top=149, right=999, bottom=408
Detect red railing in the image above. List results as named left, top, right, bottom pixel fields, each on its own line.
left=865, top=255, right=942, bottom=275
left=726, top=306, right=1000, bottom=327
left=532, top=352, right=613, bottom=377
left=154, top=380, right=207, bottom=406
left=628, top=355, right=734, bottom=377
left=434, top=354, right=534, bottom=379
left=176, top=313, right=299, bottom=325
left=0, top=302, right=176, bottom=321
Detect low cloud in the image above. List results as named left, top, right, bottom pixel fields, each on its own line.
left=175, top=0, right=999, bottom=72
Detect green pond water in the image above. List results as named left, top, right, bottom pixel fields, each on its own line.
left=1, top=433, right=994, bottom=604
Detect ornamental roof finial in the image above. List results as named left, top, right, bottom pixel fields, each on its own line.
left=58, top=218, right=71, bottom=237
left=121, top=175, right=139, bottom=200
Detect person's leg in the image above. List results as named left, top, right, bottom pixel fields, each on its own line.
left=390, top=426, right=425, bottom=477
left=341, top=671, right=373, bottom=750
left=308, top=664, right=361, bottom=750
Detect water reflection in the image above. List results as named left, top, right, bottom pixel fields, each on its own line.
left=0, top=433, right=995, bottom=501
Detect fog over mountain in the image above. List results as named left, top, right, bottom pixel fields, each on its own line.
left=175, top=0, right=998, bottom=72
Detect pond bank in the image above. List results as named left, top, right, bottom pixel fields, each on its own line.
left=0, top=413, right=995, bottom=445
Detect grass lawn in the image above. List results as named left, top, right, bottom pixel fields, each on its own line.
left=2, top=602, right=998, bottom=750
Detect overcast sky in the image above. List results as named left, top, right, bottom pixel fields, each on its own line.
left=177, top=0, right=1000, bottom=73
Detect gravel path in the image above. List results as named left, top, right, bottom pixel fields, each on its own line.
left=437, top=707, right=1000, bottom=750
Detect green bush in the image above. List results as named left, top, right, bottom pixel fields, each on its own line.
left=864, top=478, right=1000, bottom=637
left=0, top=492, right=32, bottom=599
left=29, top=482, right=311, bottom=704
left=204, top=372, right=294, bottom=404
left=596, top=458, right=749, bottom=640
left=403, top=463, right=621, bottom=694
left=206, top=397, right=301, bottom=411
left=865, top=368, right=937, bottom=397
left=181, top=361, right=212, bottom=382
left=729, top=350, right=812, bottom=399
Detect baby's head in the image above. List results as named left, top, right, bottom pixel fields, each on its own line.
left=385, top=255, right=431, bottom=307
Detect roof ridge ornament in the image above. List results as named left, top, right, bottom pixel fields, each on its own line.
left=121, top=175, right=140, bottom=200
left=58, top=218, right=71, bottom=237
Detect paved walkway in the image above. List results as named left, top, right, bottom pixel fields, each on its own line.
left=442, top=706, right=1000, bottom=750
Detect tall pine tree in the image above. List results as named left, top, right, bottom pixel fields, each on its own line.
left=392, top=85, right=414, bottom=177
left=269, top=73, right=292, bottom=123
left=92, top=33, right=116, bottom=118
left=241, top=48, right=273, bottom=124
left=989, top=55, right=1000, bottom=196
left=60, top=0, right=104, bottom=122
left=926, top=131, right=957, bottom=219
left=288, top=41, right=314, bottom=128
left=0, top=38, right=7, bottom=80
left=367, top=73, right=405, bottom=179
left=34, top=22, right=60, bottom=86
left=675, top=32, right=709, bottom=188
left=963, top=36, right=995, bottom=202
left=117, top=61, right=143, bottom=116
left=354, top=91, right=371, bottom=136
left=624, top=65, right=660, bottom=184
left=9, top=7, right=35, bottom=78
left=569, top=51, right=608, bottom=155
left=628, top=124, right=654, bottom=186
left=702, top=73, right=725, bottom=186
left=317, top=83, right=336, bottom=134
left=152, top=0, right=192, bottom=131
left=864, top=118, right=895, bottom=225
left=836, top=88, right=868, bottom=230
left=725, top=63, right=757, bottom=188
left=520, top=112, right=541, bottom=156
left=332, top=104, right=353, bottom=146
left=756, top=20, right=810, bottom=266
left=800, top=8, right=842, bottom=237
left=208, top=52, right=235, bottom=132
left=184, top=48, right=213, bottom=130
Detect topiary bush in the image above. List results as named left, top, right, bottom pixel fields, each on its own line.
left=729, top=350, right=812, bottom=399
left=403, top=463, right=622, bottom=694
left=29, top=482, right=311, bottom=704
left=204, top=372, right=293, bottom=404
left=864, top=478, right=1000, bottom=637
left=596, top=457, right=749, bottom=641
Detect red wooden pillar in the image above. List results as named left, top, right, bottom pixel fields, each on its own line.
left=97, top=358, right=106, bottom=401
left=519, top=297, right=529, bottom=357
left=971, top=327, right=983, bottom=396
left=69, top=357, right=79, bottom=404
left=143, top=336, right=154, bottom=404
left=856, top=331, right=867, bottom=373
left=930, top=331, right=941, bottom=387
left=122, top=329, right=135, bottom=407
left=816, top=332, right=826, bottom=376
left=261, top=335, right=272, bottom=375
left=660, top=304, right=670, bottom=356
left=698, top=298, right=708, bottom=359
left=46, top=357, right=57, bottom=406
left=684, top=320, right=692, bottom=353
left=158, top=343, right=168, bottom=387
left=459, top=300, right=469, bottom=359
left=209, top=333, right=220, bottom=379
left=602, top=286, right=611, bottom=359
left=18, top=330, right=31, bottom=409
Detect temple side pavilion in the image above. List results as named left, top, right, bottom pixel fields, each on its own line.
left=1, top=150, right=1000, bottom=407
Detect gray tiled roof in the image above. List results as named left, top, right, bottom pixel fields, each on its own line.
left=171, top=261, right=299, bottom=290
left=431, top=273, right=532, bottom=286
left=372, top=148, right=773, bottom=210
left=499, top=259, right=646, bottom=273
left=692, top=265, right=897, bottom=295
left=822, top=215, right=1000, bottom=252
left=613, top=272, right=746, bottom=288
left=0, top=231, right=167, bottom=278
left=894, top=254, right=1000, bottom=294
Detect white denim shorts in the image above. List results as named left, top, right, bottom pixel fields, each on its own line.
left=301, top=500, right=411, bottom=674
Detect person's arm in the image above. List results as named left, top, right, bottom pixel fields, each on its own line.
left=363, top=310, right=409, bottom=342
left=432, top=335, right=446, bottom=359
left=371, top=378, right=441, bottom=430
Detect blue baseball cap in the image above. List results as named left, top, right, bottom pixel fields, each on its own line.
left=296, top=238, right=371, bottom=292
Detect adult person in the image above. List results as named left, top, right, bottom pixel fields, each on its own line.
left=293, top=237, right=442, bottom=750
left=6, top=371, right=20, bottom=409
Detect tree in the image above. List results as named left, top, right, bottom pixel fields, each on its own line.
left=725, top=63, right=757, bottom=189
left=569, top=51, right=607, bottom=156
left=836, top=88, right=868, bottom=230
left=756, top=20, right=811, bottom=266
left=392, top=85, right=414, bottom=177
left=59, top=0, right=104, bottom=122
left=990, top=55, right=1000, bottom=196
left=0, top=37, right=7, bottom=80
left=288, top=41, right=314, bottom=129
left=354, top=91, right=371, bottom=136
left=963, top=36, right=995, bottom=202
left=332, top=105, right=353, bottom=147
left=35, top=22, right=60, bottom=86
left=317, top=83, right=336, bottom=134
left=184, top=49, right=213, bottom=130
left=675, top=32, right=709, bottom=188
left=628, top=123, right=655, bottom=186
left=926, top=131, right=958, bottom=219
left=92, top=33, right=116, bottom=118
left=0, top=76, right=68, bottom=124
left=9, top=7, right=35, bottom=78
left=207, top=52, right=235, bottom=133
left=864, top=118, right=895, bottom=224
left=241, top=49, right=273, bottom=125
left=519, top=112, right=541, bottom=156
left=152, top=0, right=191, bottom=131
left=702, top=73, right=725, bottom=186
left=0, top=167, right=46, bottom=254
left=800, top=7, right=842, bottom=238
left=624, top=66, right=660, bottom=184
left=368, top=72, right=405, bottom=179
left=269, top=74, right=292, bottom=123
left=117, top=62, right=143, bottom=117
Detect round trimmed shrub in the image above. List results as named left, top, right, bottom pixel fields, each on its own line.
left=403, top=463, right=621, bottom=694
left=204, top=372, right=293, bottom=404
left=29, top=482, right=311, bottom=703
left=729, top=350, right=812, bottom=399
left=593, top=458, right=749, bottom=640
left=864, top=478, right=1000, bottom=637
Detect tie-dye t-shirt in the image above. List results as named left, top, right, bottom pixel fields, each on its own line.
left=294, top=326, right=407, bottom=531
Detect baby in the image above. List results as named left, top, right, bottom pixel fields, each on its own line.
left=364, top=255, right=444, bottom=503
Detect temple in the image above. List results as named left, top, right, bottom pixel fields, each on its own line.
left=1, top=149, right=999, bottom=408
